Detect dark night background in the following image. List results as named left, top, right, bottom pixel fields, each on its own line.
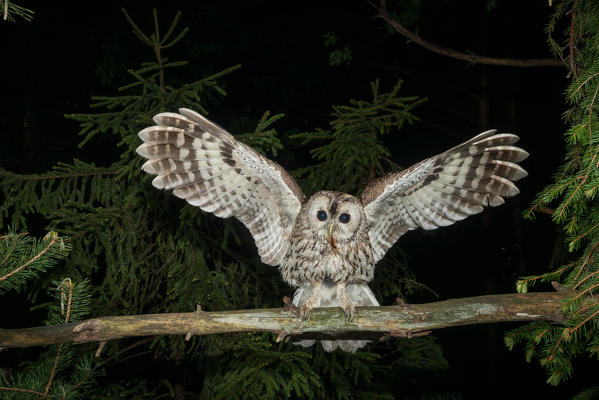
left=1, top=0, right=592, bottom=398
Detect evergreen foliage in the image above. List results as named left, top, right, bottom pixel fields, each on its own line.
left=1, top=1, right=34, bottom=22
left=0, top=229, right=70, bottom=294
left=0, top=231, right=102, bottom=399
left=323, top=32, right=353, bottom=67
left=505, top=0, right=599, bottom=386
left=292, top=79, right=425, bottom=194
left=0, top=7, right=452, bottom=399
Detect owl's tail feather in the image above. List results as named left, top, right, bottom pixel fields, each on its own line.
left=292, top=282, right=379, bottom=353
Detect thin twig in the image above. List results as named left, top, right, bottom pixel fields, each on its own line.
left=368, top=0, right=564, bottom=68
left=573, top=240, right=599, bottom=281
left=101, top=337, right=154, bottom=364
left=0, top=231, right=28, bottom=240
left=516, top=264, right=573, bottom=287
left=118, top=350, right=154, bottom=364
left=570, top=308, right=599, bottom=333
left=570, top=221, right=599, bottom=249
left=568, top=281, right=599, bottom=305
left=0, top=386, right=45, bottom=396
left=381, top=156, right=402, bottom=170
left=65, top=364, right=95, bottom=396
left=547, top=328, right=569, bottom=362
left=95, top=341, right=107, bottom=357
left=568, top=0, right=579, bottom=79
left=0, top=232, right=26, bottom=266
left=571, top=300, right=599, bottom=317
left=535, top=207, right=555, bottom=216
left=45, top=344, right=64, bottom=395
left=45, top=280, right=74, bottom=395
left=573, top=269, right=599, bottom=290
left=398, top=278, right=439, bottom=298
left=6, top=170, right=119, bottom=181
left=559, top=140, right=599, bottom=227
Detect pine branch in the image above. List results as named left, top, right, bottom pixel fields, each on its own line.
left=0, top=292, right=569, bottom=349
left=44, top=279, right=74, bottom=396
left=368, top=0, right=564, bottom=68
left=0, top=232, right=59, bottom=283
left=0, top=231, right=70, bottom=294
left=2, top=1, right=34, bottom=22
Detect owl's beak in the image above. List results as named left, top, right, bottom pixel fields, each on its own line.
left=328, top=222, right=336, bottom=238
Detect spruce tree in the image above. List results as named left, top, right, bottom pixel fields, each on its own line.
left=0, top=230, right=103, bottom=399
left=505, top=0, right=599, bottom=388
left=0, top=7, right=452, bottom=399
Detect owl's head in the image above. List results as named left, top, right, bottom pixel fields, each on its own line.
left=304, top=191, right=365, bottom=242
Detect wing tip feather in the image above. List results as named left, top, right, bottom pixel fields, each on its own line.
left=136, top=143, right=150, bottom=158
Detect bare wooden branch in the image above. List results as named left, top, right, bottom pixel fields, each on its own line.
left=369, top=0, right=564, bottom=68
left=0, top=292, right=569, bottom=349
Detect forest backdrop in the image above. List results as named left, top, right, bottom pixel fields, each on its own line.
left=1, top=0, right=598, bottom=399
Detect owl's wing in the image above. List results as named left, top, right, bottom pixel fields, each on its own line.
left=136, top=108, right=305, bottom=266
left=361, top=130, right=528, bottom=263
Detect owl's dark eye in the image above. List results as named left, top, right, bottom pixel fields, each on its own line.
left=339, top=213, right=351, bottom=224
left=316, top=210, right=328, bottom=221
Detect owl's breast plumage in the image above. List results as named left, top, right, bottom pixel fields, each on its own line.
left=279, top=227, right=374, bottom=287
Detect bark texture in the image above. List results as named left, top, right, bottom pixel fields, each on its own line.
left=0, top=292, right=568, bottom=348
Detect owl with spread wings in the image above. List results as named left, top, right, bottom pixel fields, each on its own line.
left=136, top=108, right=528, bottom=352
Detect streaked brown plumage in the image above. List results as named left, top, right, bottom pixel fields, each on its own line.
left=136, top=108, right=529, bottom=353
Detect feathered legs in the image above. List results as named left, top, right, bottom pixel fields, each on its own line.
left=336, top=282, right=358, bottom=320
left=299, top=281, right=321, bottom=320
left=287, top=281, right=359, bottom=321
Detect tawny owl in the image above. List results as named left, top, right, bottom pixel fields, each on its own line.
left=136, top=108, right=528, bottom=353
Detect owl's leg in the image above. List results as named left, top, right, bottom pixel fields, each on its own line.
left=299, top=282, right=322, bottom=320
left=336, top=283, right=358, bottom=321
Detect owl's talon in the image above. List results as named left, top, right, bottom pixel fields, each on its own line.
left=299, top=304, right=312, bottom=321
left=283, top=296, right=302, bottom=318
left=292, top=282, right=322, bottom=321
left=289, top=304, right=302, bottom=318
left=335, top=283, right=358, bottom=322
left=341, top=301, right=358, bottom=322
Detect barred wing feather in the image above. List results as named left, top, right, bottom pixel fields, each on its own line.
left=361, top=130, right=528, bottom=263
left=136, top=108, right=305, bottom=266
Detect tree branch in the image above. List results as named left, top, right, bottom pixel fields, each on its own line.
left=369, top=0, right=564, bottom=68
left=0, top=233, right=58, bottom=283
left=0, top=292, right=569, bottom=349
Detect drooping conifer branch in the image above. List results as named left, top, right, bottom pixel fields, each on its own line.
left=0, top=292, right=568, bottom=349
